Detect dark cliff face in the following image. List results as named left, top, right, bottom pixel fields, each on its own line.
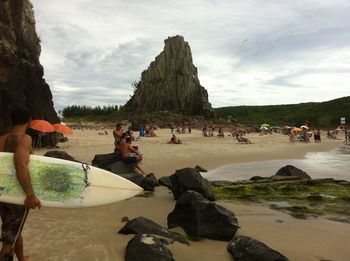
left=124, top=35, right=214, bottom=118
left=0, top=0, right=59, bottom=133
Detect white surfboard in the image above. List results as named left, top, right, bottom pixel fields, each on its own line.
left=0, top=152, right=143, bottom=208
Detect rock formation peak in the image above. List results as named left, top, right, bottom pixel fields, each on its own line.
left=0, top=0, right=59, bottom=133
left=124, top=35, right=214, bottom=118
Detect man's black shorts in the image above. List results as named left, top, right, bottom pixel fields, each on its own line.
left=0, top=203, right=28, bottom=245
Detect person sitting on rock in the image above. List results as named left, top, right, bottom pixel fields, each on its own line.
left=168, top=134, right=182, bottom=144
left=120, top=137, right=145, bottom=175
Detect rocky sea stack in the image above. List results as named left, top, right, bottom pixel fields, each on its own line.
left=0, top=0, right=59, bottom=133
left=124, top=35, right=214, bottom=118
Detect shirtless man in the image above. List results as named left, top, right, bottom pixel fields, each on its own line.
left=0, top=105, right=41, bottom=261
left=113, top=123, right=123, bottom=152
left=119, top=137, right=145, bottom=175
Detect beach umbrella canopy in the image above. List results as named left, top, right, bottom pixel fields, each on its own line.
left=29, top=120, right=55, bottom=133
left=260, top=124, right=270, bottom=128
left=300, top=125, right=309, bottom=130
left=53, top=123, right=73, bottom=135
left=292, top=127, right=302, bottom=132
left=260, top=126, right=269, bottom=130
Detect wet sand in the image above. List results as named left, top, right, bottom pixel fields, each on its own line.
left=21, top=128, right=350, bottom=260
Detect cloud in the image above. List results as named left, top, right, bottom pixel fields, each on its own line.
left=31, top=0, right=350, bottom=110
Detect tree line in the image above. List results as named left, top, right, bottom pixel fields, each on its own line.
left=61, top=105, right=121, bottom=117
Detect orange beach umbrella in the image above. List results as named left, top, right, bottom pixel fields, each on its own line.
left=29, top=120, right=55, bottom=133
left=53, top=123, right=73, bottom=135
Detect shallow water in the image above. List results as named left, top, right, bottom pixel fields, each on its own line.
left=203, top=146, right=350, bottom=182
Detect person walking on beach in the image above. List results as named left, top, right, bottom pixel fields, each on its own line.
left=0, top=105, right=41, bottom=261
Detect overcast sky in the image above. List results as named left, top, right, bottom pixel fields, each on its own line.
left=31, top=0, right=350, bottom=110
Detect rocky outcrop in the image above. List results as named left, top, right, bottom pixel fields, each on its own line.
left=227, top=236, right=289, bottom=261
left=167, top=190, right=239, bottom=241
left=124, top=35, right=214, bottom=118
left=0, top=0, right=59, bottom=134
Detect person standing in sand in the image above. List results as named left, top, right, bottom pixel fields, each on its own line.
left=113, top=123, right=123, bottom=152
left=0, top=105, right=41, bottom=261
left=120, top=137, right=145, bottom=175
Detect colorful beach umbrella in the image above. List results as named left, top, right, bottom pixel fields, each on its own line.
left=53, top=123, right=73, bottom=135
left=30, top=120, right=55, bottom=133
left=292, top=127, right=302, bottom=132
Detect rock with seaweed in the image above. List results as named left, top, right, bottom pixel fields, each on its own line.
left=213, top=177, right=350, bottom=218
left=167, top=190, right=239, bottom=241
left=119, top=216, right=189, bottom=245
left=169, top=167, right=214, bottom=201
left=227, top=236, right=289, bottom=261
left=125, top=234, right=174, bottom=261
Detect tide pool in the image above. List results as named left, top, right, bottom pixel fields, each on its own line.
left=203, top=146, right=350, bottom=182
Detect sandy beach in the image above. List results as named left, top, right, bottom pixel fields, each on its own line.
left=23, top=127, right=350, bottom=261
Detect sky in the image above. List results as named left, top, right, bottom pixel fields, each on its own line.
left=31, top=0, right=350, bottom=110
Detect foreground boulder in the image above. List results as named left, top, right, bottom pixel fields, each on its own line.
left=125, top=234, right=174, bottom=261
left=158, top=176, right=172, bottom=189
left=169, top=168, right=214, bottom=201
left=119, top=216, right=188, bottom=245
left=91, top=153, right=122, bottom=169
left=167, top=190, right=239, bottom=241
left=116, top=173, right=158, bottom=192
left=140, top=173, right=159, bottom=192
left=274, top=165, right=311, bottom=179
left=44, top=151, right=78, bottom=162
left=227, top=236, right=289, bottom=261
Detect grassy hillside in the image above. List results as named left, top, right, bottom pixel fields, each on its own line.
left=214, top=96, right=350, bottom=128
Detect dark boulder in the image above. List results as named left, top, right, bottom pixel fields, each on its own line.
left=169, top=168, right=214, bottom=201
left=167, top=190, right=239, bottom=241
left=140, top=173, right=159, bottom=192
left=44, top=151, right=78, bottom=162
left=91, top=153, right=122, bottom=169
left=125, top=234, right=174, bottom=261
left=158, top=176, right=172, bottom=189
left=118, top=173, right=145, bottom=187
left=227, top=236, right=289, bottom=261
left=113, top=173, right=157, bottom=192
left=274, top=165, right=311, bottom=179
left=119, top=216, right=188, bottom=245
left=194, top=165, right=208, bottom=172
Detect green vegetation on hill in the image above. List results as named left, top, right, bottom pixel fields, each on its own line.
left=214, top=96, right=350, bottom=128
left=61, top=97, right=350, bottom=127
